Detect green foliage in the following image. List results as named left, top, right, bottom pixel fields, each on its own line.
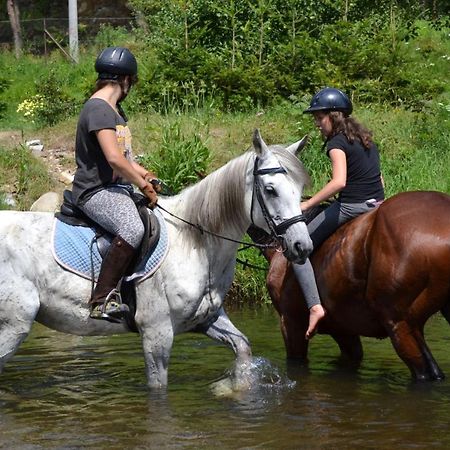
left=136, top=45, right=217, bottom=113
left=227, top=240, right=270, bottom=306
left=0, top=76, right=10, bottom=119
left=0, top=146, right=55, bottom=210
left=0, top=51, right=90, bottom=130
left=93, top=24, right=133, bottom=50
left=379, top=103, right=450, bottom=194
left=33, top=69, right=78, bottom=126
left=138, top=121, right=211, bottom=193
left=2, top=5, right=449, bottom=119
left=122, top=2, right=450, bottom=112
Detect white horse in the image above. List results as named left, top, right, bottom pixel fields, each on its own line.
left=0, top=130, right=312, bottom=389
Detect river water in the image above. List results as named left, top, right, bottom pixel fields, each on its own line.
left=1, top=307, right=449, bottom=449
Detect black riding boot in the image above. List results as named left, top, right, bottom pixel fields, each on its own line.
left=89, top=235, right=136, bottom=321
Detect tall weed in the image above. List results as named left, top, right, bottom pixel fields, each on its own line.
left=0, top=146, right=55, bottom=210
left=137, top=121, right=211, bottom=194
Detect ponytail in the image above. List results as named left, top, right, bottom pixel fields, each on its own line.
left=328, top=111, right=373, bottom=149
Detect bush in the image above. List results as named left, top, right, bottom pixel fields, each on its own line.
left=0, top=77, right=9, bottom=119
left=227, top=240, right=270, bottom=306
left=34, top=69, right=78, bottom=126
left=137, top=121, right=211, bottom=194
left=0, top=146, right=55, bottom=210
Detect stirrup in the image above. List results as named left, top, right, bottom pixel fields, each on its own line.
left=89, top=289, right=130, bottom=323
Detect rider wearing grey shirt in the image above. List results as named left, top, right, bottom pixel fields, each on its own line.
left=71, top=47, right=159, bottom=322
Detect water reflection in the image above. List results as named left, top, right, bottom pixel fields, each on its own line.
left=0, top=308, right=450, bottom=448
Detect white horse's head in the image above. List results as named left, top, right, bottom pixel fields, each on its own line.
left=249, top=129, right=313, bottom=264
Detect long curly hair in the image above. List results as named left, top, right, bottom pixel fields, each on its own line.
left=328, top=111, right=374, bottom=149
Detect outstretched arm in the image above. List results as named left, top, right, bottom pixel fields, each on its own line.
left=301, top=148, right=347, bottom=210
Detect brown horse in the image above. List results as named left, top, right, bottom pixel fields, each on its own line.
left=256, top=191, right=450, bottom=381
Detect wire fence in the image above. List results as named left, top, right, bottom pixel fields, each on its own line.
left=0, top=17, right=135, bottom=55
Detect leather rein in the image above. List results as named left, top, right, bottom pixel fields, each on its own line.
left=156, top=155, right=306, bottom=251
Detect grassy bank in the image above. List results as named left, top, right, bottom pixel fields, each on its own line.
left=3, top=100, right=448, bottom=206
left=0, top=14, right=449, bottom=304
left=1, top=101, right=448, bottom=304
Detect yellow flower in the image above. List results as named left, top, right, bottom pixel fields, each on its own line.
left=17, top=95, right=46, bottom=123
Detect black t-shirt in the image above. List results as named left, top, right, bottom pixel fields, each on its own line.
left=72, top=98, right=133, bottom=206
left=326, top=133, right=384, bottom=203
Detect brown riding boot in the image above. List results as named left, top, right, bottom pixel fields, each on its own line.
left=89, top=235, right=136, bottom=321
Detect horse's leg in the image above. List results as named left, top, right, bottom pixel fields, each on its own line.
left=280, top=312, right=309, bottom=361
left=266, top=253, right=310, bottom=361
left=196, top=307, right=252, bottom=363
left=331, top=334, right=364, bottom=363
left=140, top=325, right=174, bottom=389
left=196, top=308, right=253, bottom=391
left=387, top=320, right=444, bottom=381
left=412, top=328, right=445, bottom=380
left=0, top=281, right=40, bottom=372
left=377, top=279, right=444, bottom=380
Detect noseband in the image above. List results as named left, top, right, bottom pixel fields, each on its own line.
left=251, top=156, right=306, bottom=246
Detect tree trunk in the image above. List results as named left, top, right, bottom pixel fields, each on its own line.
left=7, top=0, right=22, bottom=58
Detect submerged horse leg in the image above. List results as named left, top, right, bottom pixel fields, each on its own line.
left=266, top=253, right=310, bottom=361
left=331, top=334, right=364, bottom=364
left=140, top=327, right=174, bottom=389
left=196, top=307, right=252, bottom=363
left=196, top=307, right=252, bottom=391
left=387, top=320, right=444, bottom=381
left=0, top=279, right=40, bottom=372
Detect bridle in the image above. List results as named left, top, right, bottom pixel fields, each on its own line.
left=156, top=154, right=306, bottom=251
left=250, top=155, right=306, bottom=249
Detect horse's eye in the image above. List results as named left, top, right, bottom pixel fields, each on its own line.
left=265, top=185, right=277, bottom=196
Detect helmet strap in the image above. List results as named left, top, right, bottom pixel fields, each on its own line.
left=97, top=72, right=120, bottom=81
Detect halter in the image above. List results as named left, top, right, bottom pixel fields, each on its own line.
left=250, top=156, right=306, bottom=248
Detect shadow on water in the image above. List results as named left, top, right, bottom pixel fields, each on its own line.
left=1, top=307, right=450, bottom=448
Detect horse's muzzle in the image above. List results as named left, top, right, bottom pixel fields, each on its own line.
left=283, top=240, right=312, bottom=265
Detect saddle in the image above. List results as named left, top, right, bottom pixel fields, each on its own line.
left=54, top=190, right=165, bottom=332
left=55, top=189, right=160, bottom=267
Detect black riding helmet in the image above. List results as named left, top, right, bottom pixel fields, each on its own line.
left=95, top=47, right=138, bottom=80
left=303, top=87, right=352, bottom=116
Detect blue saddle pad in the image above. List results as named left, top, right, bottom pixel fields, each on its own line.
left=51, top=208, right=169, bottom=283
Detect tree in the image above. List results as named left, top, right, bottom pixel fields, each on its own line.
left=6, top=0, right=22, bottom=58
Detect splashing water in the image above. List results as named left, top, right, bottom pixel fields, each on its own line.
left=210, top=356, right=296, bottom=399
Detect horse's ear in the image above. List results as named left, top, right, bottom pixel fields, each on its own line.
left=252, top=128, right=268, bottom=156
left=286, top=135, right=309, bottom=156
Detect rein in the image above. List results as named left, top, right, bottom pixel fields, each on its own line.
left=155, top=155, right=306, bottom=251
left=156, top=202, right=276, bottom=250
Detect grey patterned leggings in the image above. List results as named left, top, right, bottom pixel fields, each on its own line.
left=80, top=186, right=145, bottom=249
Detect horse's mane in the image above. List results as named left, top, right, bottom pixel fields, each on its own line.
left=172, top=144, right=310, bottom=245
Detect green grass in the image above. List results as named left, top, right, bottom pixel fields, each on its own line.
left=1, top=17, right=449, bottom=304
left=0, top=101, right=449, bottom=305
left=0, top=145, right=56, bottom=210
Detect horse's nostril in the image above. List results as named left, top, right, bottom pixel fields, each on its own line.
left=295, top=242, right=304, bottom=255
left=294, top=241, right=312, bottom=263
